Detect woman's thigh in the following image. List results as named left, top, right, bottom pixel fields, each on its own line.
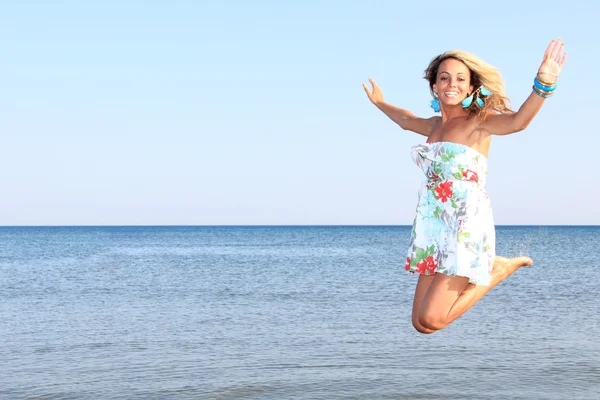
left=419, top=273, right=471, bottom=322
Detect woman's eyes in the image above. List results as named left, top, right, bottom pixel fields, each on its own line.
left=440, top=76, right=465, bottom=82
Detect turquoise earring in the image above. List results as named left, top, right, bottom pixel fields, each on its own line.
left=480, top=87, right=492, bottom=96
left=462, top=94, right=473, bottom=108
left=430, top=98, right=440, bottom=112
left=462, top=86, right=492, bottom=109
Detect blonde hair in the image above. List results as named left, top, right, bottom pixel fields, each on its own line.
left=424, top=50, right=512, bottom=119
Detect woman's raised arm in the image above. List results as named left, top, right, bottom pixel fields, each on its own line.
left=481, top=39, right=567, bottom=136
left=363, top=78, right=437, bottom=137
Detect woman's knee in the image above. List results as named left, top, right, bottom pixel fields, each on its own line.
left=418, top=312, right=448, bottom=331
left=412, top=315, right=437, bottom=334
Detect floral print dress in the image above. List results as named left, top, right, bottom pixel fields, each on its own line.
left=405, top=141, right=495, bottom=286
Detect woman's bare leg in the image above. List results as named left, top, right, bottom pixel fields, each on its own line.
left=411, top=275, right=436, bottom=334
left=445, top=256, right=533, bottom=324
left=416, top=256, right=533, bottom=332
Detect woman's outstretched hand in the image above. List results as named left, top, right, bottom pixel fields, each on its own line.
left=362, top=78, right=384, bottom=106
left=537, top=38, right=567, bottom=83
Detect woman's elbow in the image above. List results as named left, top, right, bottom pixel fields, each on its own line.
left=512, top=117, right=532, bottom=133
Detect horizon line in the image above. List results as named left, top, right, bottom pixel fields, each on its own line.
left=0, top=224, right=598, bottom=228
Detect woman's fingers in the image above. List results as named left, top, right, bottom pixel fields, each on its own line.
left=560, top=52, right=567, bottom=67
left=544, top=38, right=566, bottom=63
left=362, top=78, right=383, bottom=105
left=550, top=40, right=567, bottom=72
left=369, top=78, right=380, bottom=91
left=554, top=43, right=565, bottom=62
left=543, top=39, right=554, bottom=61
left=550, top=38, right=562, bottom=61
left=363, top=78, right=379, bottom=98
left=540, top=39, right=567, bottom=77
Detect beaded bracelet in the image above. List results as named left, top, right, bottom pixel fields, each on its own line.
left=532, top=85, right=552, bottom=98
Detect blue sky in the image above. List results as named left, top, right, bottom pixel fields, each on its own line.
left=0, top=0, right=597, bottom=225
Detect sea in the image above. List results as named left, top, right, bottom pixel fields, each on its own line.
left=0, top=226, right=598, bottom=400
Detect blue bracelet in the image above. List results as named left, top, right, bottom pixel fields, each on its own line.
left=534, top=77, right=556, bottom=92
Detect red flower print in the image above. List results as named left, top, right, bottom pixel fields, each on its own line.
left=416, top=256, right=438, bottom=275
left=462, top=169, right=479, bottom=182
left=405, top=257, right=411, bottom=271
left=434, top=181, right=453, bottom=203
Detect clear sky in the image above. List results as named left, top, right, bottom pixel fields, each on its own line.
left=0, top=0, right=597, bottom=225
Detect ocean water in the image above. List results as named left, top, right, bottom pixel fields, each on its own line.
left=0, top=226, right=598, bottom=400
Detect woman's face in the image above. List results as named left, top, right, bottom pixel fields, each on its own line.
left=433, top=58, right=474, bottom=107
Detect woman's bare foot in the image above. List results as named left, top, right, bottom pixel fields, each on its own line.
left=493, top=255, right=533, bottom=279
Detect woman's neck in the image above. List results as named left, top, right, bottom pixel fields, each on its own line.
left=440, top=106, right=469, bottom=123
